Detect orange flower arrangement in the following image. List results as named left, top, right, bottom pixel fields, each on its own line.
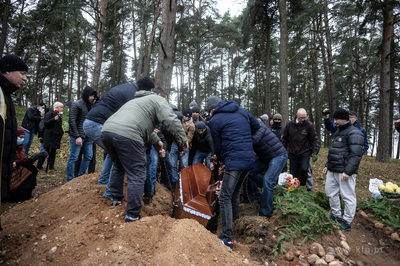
left=282, top=176, right=300, bottom=191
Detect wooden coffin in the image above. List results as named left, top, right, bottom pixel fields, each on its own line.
left=174, top=163, right=215, bottom=227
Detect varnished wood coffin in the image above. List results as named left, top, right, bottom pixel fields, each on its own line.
left=174, top=163, right=215, bottom=227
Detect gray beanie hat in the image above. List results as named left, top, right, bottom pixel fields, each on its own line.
left=259, top=114, right=269, bottom=122
left=206, top=96, right=221, bottom=112
left=189, top=101, right=198, bottom=108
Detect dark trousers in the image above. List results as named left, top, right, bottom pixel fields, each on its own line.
left=289, top=154, right=310, bottom=186
left=102, top=132, right=146, bottom=217
left=37, top=148, right=57, bottom=169
left=74, top=142, right=96, bottom=177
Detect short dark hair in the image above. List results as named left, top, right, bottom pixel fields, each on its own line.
left=38, top=102, right=46, bottom=107
left=152, top=87, right=168, bottom=99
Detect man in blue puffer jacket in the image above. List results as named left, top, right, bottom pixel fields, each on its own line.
left=246, top=121, right=288, bottom=218
left=207, top=96, right=260, bottom=249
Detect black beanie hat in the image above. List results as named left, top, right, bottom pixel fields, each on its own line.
left=137, top=76, right=155, bottom=91
left=0, top=54, right=28, bottom=73
left=182, top=108, right=192, bottom=118
left=333, top=109, right=349, bottom=120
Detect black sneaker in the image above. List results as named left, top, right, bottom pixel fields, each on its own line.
left=221, top=239, right=233, bottom=249
left=37, top=166, right=45, bottom=171
left=339, top=220, right=351, bottom=231
left=29, top=151, right=48, bottom=162
left=124, top=215, right=140, bottom=223
left=329, top=214, right=343, bottom=222
left=112, top=200, right=122, bottom=206
left=49, top=168, right=58, bottom=171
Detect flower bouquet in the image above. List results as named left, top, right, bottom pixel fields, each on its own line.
left=378, top=182, right=400, bottom=198
left=282, top=176, right=300, bottom=191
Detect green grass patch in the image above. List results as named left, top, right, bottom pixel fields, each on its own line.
left=358, top=198, right=400, bottom=229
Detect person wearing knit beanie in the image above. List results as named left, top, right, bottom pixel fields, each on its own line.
left=189, top=101, right=198, bottom=108
left=182, top=108, right=192, bottom=118
left=136, top=76, right=155, bottom=91
left=333, top=109, right=349, bottom=121
left=206, top=96, right=222, bottom=113
left=0, top=54, right=28, bottom=88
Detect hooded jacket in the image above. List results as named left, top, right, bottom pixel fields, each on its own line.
left=102, top=91, right=187, bottom=146
left=69, top=86, right=96, bottom=138
left=252, top=121, right=287, bottom=162
left=85, top=82, right=139, bottom=124
left=21, top=106, right=42, bottom=132
left=326, top=121, right=364, bottom=175
left=192, top=125, right=213, bottom=153
left=208, top=100, right=260, bottom=171
left=0, top=73, right=19, bottom=200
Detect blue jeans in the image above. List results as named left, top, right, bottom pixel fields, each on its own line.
left=219, top=170, right=249, bottom=243
left=169, top=143, right=181, bottom=183
left=83, top=119, right=113, bottom=186
left=249, top=153, right=288, bottom=217
left=181, top=148, right=189, bottom=169
left=66, top=136, right=93, bottom=182
left=193, top=151, right=211, bottom=168
left=23, top=128, right=35, bottom=157
left=144, top=147, right=159, bottom=198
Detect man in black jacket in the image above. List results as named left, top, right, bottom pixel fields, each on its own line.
left=323, top=109, right=364, bottom=231
left=66, top=86, right=97, bottom=182
left=21, top=102, right=46, bottom=157
left=0, top=55, right=28, bottom=230
left=191, top=121, right=213, bottom=168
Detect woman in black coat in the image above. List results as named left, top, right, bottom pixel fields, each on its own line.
left=37, top=102, right=64, bottom=171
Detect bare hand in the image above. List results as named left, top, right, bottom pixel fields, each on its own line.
left=341, top=172, right=350, bottom=182
left=54, top=115, right=59, bottom=120
left=179, top=151, right=184, bottom=156
left=396, top=119, right=400, bottom=125
left=76, top=137, right=83, bottom=146
left=183, top=141, right=189, bottom=150
left=210, top=162, right=214, bottom=170
left=323, top=167, right=328, bottom=175
left=159, top=149, right=166, bottom=158
left=154, top=128, right=159, bottom=134
left=215, top=181, right=222, bottom=196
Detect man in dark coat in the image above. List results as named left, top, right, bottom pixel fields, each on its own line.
left=323, top=108, right=369, bottom=155
left=66, top=85, right=97, bottom=182
left=0, top=54, right=28, bottom=230
left=83, top=76, right=154, bottom=199
left=37, top=102, right=64, bottom=171
left=282, top=108, right=318, bottom=187
left=207, top=96, right=260, bottom=249
left=192, top=121, right=213, bottom=168
left=247, top=120, right=288, bottom=218
left=323, top=109, right=363, bottom=231
left=21, top=102, right=46, bottom=157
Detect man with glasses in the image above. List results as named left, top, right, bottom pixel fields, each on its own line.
left=282, top=108, right=318, bottom=187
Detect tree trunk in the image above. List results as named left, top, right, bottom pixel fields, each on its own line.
left=143, top=1, right=160, bottom=76
left=376, top=2, right=393, bottom=163
left=278, top=0, right=288, bottom=126
left=110, top=4, right=119, bottom=88
left=312, top=17, right=321, bottom=139
left=263, top=25, right=271, bottom=116
left=131, top=4, right=138, bottom=78
left=324, top=0, right=336, bottom=112
left=35, top=32, right=44, bottom=104
left=92, top=0, right=108, bottom=90
left=76, top=23, right=81, bottom=97
left=155, top=0, right=177, bottom=94
left=0, top=0, right=11, bottom=57
left=48, top=54, right=54, bottom=105
left=136, top=1, right=147, bottom=80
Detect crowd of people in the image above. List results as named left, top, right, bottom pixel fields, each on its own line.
left=0, top=54, right=376, bottom=245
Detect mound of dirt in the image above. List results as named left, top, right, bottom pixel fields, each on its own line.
left=0, top=174, right=255, bottom=265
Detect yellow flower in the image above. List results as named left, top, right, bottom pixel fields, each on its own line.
left=393, top=184, right=398, bottom=190
left=378, top=184, right=385, bottom=191
left=385, top=186, right=394, bottom=193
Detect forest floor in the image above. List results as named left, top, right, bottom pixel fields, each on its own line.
left=1, top=136, right=400, bottom=265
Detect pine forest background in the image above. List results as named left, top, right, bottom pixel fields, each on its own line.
left=1, top=0, right=400, bottom=162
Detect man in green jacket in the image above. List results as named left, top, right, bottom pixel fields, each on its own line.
left=101, top=87, right=188, bottom=223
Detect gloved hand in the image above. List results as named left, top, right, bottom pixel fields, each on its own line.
left=312, top=154, right=318, bottom=162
